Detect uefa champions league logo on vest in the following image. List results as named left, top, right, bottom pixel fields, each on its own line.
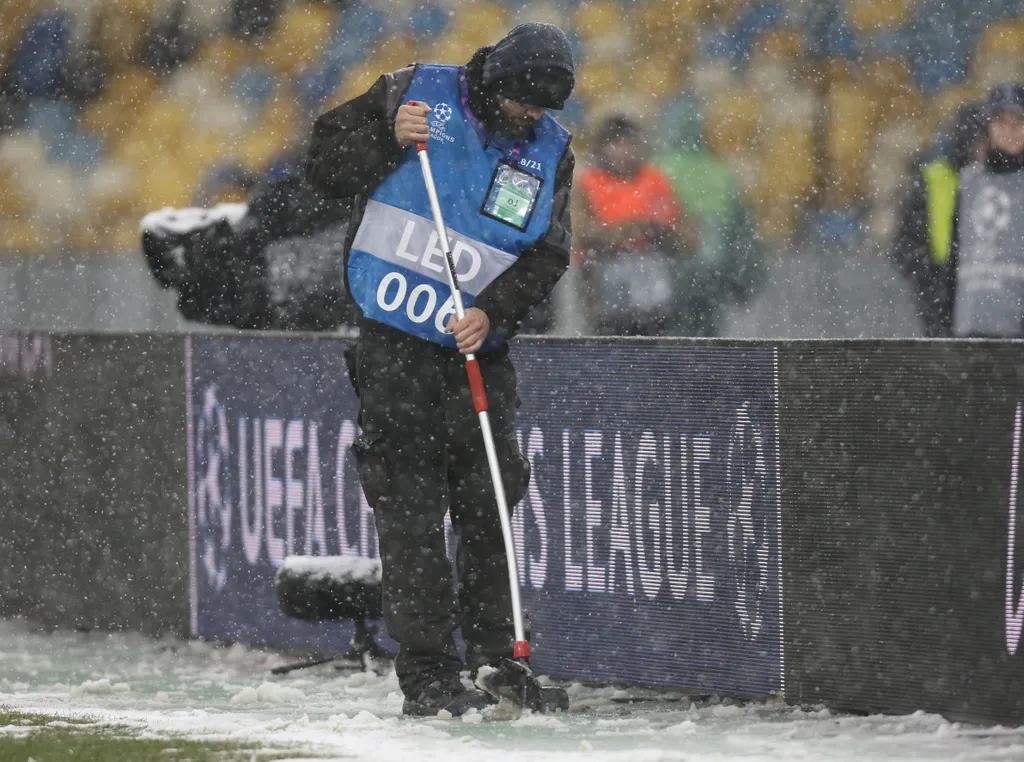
left=429, top=102, right=455, bottom=144
left=974, top=185, right=1012, bottom=242
left=196, top=384, right=232, bottom=591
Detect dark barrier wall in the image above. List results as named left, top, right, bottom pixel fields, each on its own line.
left=0, top=333, right=188, bottom=635
left=187, top=336, right=783, bottom=698
left=779, top=342, right=1024, bottom=726
left=4, top=332, right=1024, bottom=725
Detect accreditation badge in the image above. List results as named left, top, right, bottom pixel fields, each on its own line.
left=481, top=161, right=543, bottom=231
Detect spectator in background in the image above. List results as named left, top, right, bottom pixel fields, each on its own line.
left=951, top=84, right=1024, bottom=338
left=654, top=95, right=764, bottom=336
left=891, top=103, right=989, bottom=336
left=575, top=114, right=698, bottom=336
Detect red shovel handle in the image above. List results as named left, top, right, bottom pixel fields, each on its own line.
left=465, top=359, right=488, bottom=413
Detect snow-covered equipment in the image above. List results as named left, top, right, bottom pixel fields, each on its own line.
left=273, top=555, right=391, bottom=674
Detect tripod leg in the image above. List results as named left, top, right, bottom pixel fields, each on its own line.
left=271, top=656, right=337, bottom=675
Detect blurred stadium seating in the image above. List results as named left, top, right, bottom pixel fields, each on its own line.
left=0, top=0, right=1020, bottom=255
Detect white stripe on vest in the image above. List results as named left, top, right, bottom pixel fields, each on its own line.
left=351, top=200, right=518, bottom=297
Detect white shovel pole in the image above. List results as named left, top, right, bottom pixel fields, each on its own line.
left=412, top=136, right=530, bottom=662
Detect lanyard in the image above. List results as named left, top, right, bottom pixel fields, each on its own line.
left=459, top=70, right=527, bottom=166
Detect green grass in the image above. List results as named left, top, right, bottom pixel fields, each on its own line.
left=0, top=710, right=325, bottom=761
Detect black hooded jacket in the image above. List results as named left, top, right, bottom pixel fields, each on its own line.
left=304, top=45, right=575, bottom=340
left=890, top=104, right=988, bottom=336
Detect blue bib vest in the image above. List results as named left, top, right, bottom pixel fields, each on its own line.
left=347, top=64, right=570, bottom=351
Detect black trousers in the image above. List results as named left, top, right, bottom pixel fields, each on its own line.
left=348, top=321, right=530, bottom=698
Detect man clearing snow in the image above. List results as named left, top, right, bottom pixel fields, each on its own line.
left=304, top=23, right=576, bottom=717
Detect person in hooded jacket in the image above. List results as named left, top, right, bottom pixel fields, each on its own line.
left=890, top=103, right=989, bottom=336
left=950, top=83, right=1024, bottom=338
left=304, top=23, right=575, bottom=717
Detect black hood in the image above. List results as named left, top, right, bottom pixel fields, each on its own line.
left=480, top=23, right=575, bottom=110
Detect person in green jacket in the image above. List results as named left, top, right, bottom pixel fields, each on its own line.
left=654, top=95, right=765, bottom=336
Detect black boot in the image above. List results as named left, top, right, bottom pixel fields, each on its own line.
left=402, top=677, right=492, bottom=717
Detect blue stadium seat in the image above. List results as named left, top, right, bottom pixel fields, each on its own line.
left=703, top=32, right=743, bottom=64
left=862, top=28, right=911, bottom=59
left=52, top=134, right=103, bottom=169
left=25, top=98, right=75, bottom=158
left=731, top=3, right=787, bottom=62
left=8, top=12, right=71, bottom=98
left=407, top=4, right=451, bottom=39
left=804, top=1, right=858, bottom=60
left=233, top=67, right=276, bottom=110
left=813, top=208, right=863, bottom=248
left=296, top=63, right=344, bottom=113
left=906, top=4, right=971, bottom=93
left=327, top=4, right=388, bottom=69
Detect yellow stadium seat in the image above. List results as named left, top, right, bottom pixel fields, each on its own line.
left=925, top=83, right=984, bottom=134
left=365, top=35, right=419, bottom=75
left=846, top=0, right=915, bottom=34
left=573, top=1, right=621, bottom=40
left=451, top=2, right=509, bottom=43
left=0, top=218, right=47, bottom=255
left=753, top=27, right=804, bottom=63
left=705, top=89, right=764, bottom=157
left=138, top=160, right=198, bottom=211
left=326, top=64, right=383, bottom=110
left=80, top=67, right=158, bottom=141
left=573, top=60, right=624, bottom=104
left=634, top=56, right=682, bottom=102
left=636, top=12, right=696, bottom=68
left=864, top=57, right=911, bottom=95
left=823, top=58, right=857, bottom=89
left=866, top=59, right=922, bottom=124
left=179, top=131, right=229, bottom=175
left=635, top=0, right=704, bottom=51
left=110, top=216, right=146, bottom=254
left=975, top=21, right=1024, bottom=68
left=759, top=125, right=816, bottom=202
left=825, top=84, right=880, bottom=204
left=264, top=2, right=336, bottom=76
left=105, top=0, right=160, bottom=17
left=194, top=36, right=251, bottom=80
left=0, top=166, right=30, bottom=217
left=97, top=2, right=155, bottom=67
left=121, top=99, right=190, bottom=158
left=423, top=36, right=480, bottom=67
left=0, top=4, right=31, bottom=76
left=238, top=131, right=290, bottom=174
left=237, top=94, right=299, bottom=173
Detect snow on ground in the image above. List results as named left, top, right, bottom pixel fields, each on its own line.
left=0, top=618, right=1021, bottom=762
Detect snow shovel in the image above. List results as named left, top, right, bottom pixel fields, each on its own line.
left=411, top=128, right=568, bottom=714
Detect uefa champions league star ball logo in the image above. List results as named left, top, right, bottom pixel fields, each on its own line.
left=433, top=102, right=452, bottom=122
left=726, top=403, right=772, bottom=642
left=195, top=385, right=231, bottom=591
left=974, top=185, right=1012, bottom=240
